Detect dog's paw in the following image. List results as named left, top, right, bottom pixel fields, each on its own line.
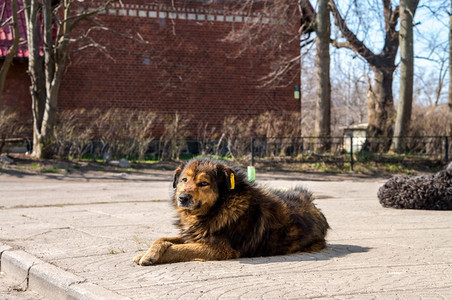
left=134, top=241, right=172, bottom=266
left=133, top=253, right=144, bottom=265
left=137, top=252, right=157, bottom=266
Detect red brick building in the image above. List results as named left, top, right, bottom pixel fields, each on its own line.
left=1, top=0, right=301, bottom=138
left=0, top=0, right=30, bottom=121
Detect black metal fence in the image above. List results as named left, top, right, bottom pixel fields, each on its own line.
left=249, top=136, right=451, bottom=170
left=6, top=135, right=449, bottom=169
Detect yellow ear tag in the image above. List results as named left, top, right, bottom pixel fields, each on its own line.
left=230, top=173, right=235, bottom=190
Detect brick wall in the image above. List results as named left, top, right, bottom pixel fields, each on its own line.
left=5, top=0, right=300, bottom=139
left=0, top=60, right=32, bottom=119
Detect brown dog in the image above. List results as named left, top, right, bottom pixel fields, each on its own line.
left=134, top=158, right=329, bottom=265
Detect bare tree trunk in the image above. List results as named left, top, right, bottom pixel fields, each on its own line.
left=393, top=0, right=419, bottom=152
left=367, top=68, right=396, bottom=150
left=314, top=0, right=331, bottom=151
left=24, top=0, right=49, bottom=158
left=449, top=0, right=452, bottom=135
left=24, top=0, right=47, bottom=157
left=0, top=0, right=20, bottom=111
left=39, top=0, right=63, bottom=144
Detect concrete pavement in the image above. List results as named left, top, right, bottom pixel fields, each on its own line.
left=0, top=169, right=451, bottom=299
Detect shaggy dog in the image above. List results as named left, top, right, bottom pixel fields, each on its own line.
left=378, top=163, right=452, bottom=210
left=134, top=158, right=329, bottom=265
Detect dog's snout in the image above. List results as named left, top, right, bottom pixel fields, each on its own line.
left=178, top=194, right=192, bottom=205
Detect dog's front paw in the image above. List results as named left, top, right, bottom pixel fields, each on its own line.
left=134, top=241, right=172, bottom=266
left=133, top=253, right=145, bottom=265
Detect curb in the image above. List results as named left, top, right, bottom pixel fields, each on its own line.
left=0, top=243, right=130, bottom=300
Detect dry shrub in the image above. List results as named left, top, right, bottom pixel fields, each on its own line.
left=408, top=104, right=450, bottom=136
left=196, top=122, right=221, bottom=156
left=94, top=108, right=132, bottom=158
left=95, top=108, right=158, bottom=159
left=0, top=108, right=24, bottom=154
left=133, top=111, right=158, bottom=160
left=222, top=116, right=255, bottom=158
left=402, top=104, right=451, bottom=154
left=53, top=109, right=94, bottom=160
left=221, top=111, right=302, bottom=158
left=159, top=112, right=190, bottom=160
left=256, top=111, right=303, bottom=156
left=52, top=108, right=158, bottom=160
left=255, top=111, right=301, bottom=138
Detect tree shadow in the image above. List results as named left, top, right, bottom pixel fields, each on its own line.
left=238, top=244, right=371, bottom=265
left=0, top=166, right=172, bottom=182
left=0, top=168, right=27, bottom=178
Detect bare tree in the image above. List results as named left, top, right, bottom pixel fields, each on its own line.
left=314, top=0, right=331, bottom=150
left=0, top=0, right=20, bottom=110
left=330, top=0, right=399, bottom=151
left=393, top=0, right=419, bottom=151
left=23, top=0, right=116, bottom=158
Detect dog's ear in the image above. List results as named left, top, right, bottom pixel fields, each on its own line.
left=218, top=165, right=236, bottom=191
left=172, top=164, right=185, bottom=188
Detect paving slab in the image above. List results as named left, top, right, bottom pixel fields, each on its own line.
left=0, top=170, right=451, bottom=299
left=0, top=272, right=44, bottom=300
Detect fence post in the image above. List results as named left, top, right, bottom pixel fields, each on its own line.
left=350, top=136, right=354, bottom=171
left=251, top=137, right=255, bottom=166
left=445, top=136, right=449, bottom=163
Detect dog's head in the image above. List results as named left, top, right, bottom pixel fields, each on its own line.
left=172, top=158, right=237, bottom=212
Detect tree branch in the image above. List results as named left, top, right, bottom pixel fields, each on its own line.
left=382, top=0, right=394, bottom=30
left=378, top=3, right=399, bottom=69
left=328, top=0, right=377, bottom=67
left=331, top=39, right=355, bottom=51
left=68, top=0, right=119, bottom=33
left=382, top=0, right=399, bottom=51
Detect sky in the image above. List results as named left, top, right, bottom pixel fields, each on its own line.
left=309, top=0, right=450, bottom=106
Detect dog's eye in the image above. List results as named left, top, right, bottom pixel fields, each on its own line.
left=181, top=178, right=188, bottom=183
left=199, top=182, right=209, bottom=187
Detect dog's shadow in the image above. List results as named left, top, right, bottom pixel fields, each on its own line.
left=238, top=244, right=371, bottom=265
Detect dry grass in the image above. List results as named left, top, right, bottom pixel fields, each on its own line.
left=0, top=108, right=25, bottom=154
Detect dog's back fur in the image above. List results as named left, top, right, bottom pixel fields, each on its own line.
left=134, top=158, right=329, bottom=265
